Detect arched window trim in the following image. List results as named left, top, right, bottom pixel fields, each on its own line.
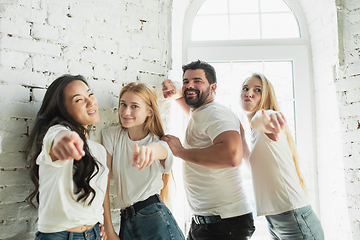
left=182, top=0, right=311, bottom=62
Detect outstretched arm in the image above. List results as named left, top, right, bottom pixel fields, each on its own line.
left=251, top=109, right=286, bottom=140
left=162, top=79, right=190, bottom=115
left=131, top=142, right=168, bottom=170
left=49, top=130, right=85, bottom=161
left=161, top=130, right=242, bottom=169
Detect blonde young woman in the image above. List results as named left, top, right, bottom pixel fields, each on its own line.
left=101, top=82, right=184, bottom=240
left=241, top=73, right=324, bottom=240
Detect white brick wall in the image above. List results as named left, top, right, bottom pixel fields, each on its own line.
left=0, top=0, right=172, bottom=239
left=336, top=0, right=360, bottom=238
left=1, top=0, right=359, bottom=239
left=298, top=0, right=360, bottom=239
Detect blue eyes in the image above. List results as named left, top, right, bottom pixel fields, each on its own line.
left=120, top=103, right=138, bottom=108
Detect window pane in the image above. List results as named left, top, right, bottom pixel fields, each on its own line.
left=261, top=13, right=300, bottom=38
left=233, top=61, right=263, bottom=81
left=230, top=14, right=260, bottom=40
left=211, top=62, right=233, bottom=108
left=192, top=0, right=300, bottom=40
left=260, top=0, right=291, bottom=12
left=192, top=15, right=229, bottom=41
left=211, top=61, right=295, bottom=132
left=197, top=0, right=228, bottom=15
left=263, top=61, right=293, bottom=100
left=263, top=61, right=295, bottom=135
left=229, top=0, right=259, bottom=13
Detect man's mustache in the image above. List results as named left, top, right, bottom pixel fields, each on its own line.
left=184, top=88, right=200, bottom=95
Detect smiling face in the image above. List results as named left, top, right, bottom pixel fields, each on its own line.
left=241, top=76, right=262, bottom=116
left=118, top=91, right=152, bottom=135
left=64, top=80, right=100, bottom=128
left=182, top=69, right=216, bottom=109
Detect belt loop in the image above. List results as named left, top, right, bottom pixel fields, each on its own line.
left=193, top=215, right=199, bottom=224
left=68, top=232, right=73, bottom=240
left=130, top=205, right=136, bottom=216
left=156, top=194, right=161, bottom=202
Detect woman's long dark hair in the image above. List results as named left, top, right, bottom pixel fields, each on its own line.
left=24, top=74, right=101, bottom=208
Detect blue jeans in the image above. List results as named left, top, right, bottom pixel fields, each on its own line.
left=266, top=205, right=324, bottom=240
left=35, top=223, right=100, bottom=240
left=187, top=212, right=255, bottom=240
left=119, top=201, right=185, bottom=240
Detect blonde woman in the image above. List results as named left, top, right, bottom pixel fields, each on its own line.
left=102, top=82, right=184, bottom=240
left=241, top=73, right=324, bottom=240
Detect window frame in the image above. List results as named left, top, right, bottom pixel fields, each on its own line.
left=182, top=0, right=319, bottom=213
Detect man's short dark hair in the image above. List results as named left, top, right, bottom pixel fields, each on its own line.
left=182, top=60, right=217, bottom=84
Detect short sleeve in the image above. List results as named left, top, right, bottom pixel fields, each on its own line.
left=154, top=140, right=173, bottom=174
left=36, top=125, right=71, bottom=167
left=206, top=108, right=240, bottom=141
left=101, top=126, right=118, bottom=156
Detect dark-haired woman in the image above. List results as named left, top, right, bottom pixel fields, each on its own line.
left=25, top=75, right=108, bottom=240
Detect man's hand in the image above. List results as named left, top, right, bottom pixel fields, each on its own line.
left=50, top=131, right=85, bottom=161
left=261, top=110, right=286, bottom=139
left=162, top=79, right=183, bottom=99
left=131, top=144, right=155, bottom=171
left=161, top=134, right=185, bottom=158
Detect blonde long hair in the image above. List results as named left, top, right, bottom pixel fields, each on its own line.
left=245, top=73, right=307, bottom=193
left=119, top=82, right=171, bottom=204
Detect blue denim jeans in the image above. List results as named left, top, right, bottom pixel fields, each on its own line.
left=35, top=223, right=100, bottom=240
left=119, top=201, right=185, bottom=240
left=187, top=212, right=255, bottom=240
left=265, top=205, right=324, bottom=240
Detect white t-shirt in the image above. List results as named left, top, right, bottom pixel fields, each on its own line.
left=249, top=116, right=309, bottom=216
left=101, top=126, right=173, bottom=209
left=184, top=102, right=252, bottom=219
left=37, top=125, right=108, bottom=233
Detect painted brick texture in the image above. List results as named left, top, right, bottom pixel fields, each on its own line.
left=336, top=0, right=360, bottom=239
left=299, top=0, right=360, bottom=239
left=0, top=0, right=172, bottom=239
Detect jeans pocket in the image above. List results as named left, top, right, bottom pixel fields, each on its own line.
left=301, top=207, right=324, bottom=240
left=137, top=203, right=162, bottom=218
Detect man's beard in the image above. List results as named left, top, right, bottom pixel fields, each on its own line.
left=183, top=87, right=211, bottom=109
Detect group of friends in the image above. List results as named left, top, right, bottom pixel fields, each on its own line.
left=25, top=60, right=324, bottom=240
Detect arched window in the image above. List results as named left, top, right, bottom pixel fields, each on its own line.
left=176, top=0, right=318, bottom=237
left=192, top=0, right=300, bottom=41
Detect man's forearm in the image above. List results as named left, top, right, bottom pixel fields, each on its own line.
left=178, top=141, right=242, bottom=169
